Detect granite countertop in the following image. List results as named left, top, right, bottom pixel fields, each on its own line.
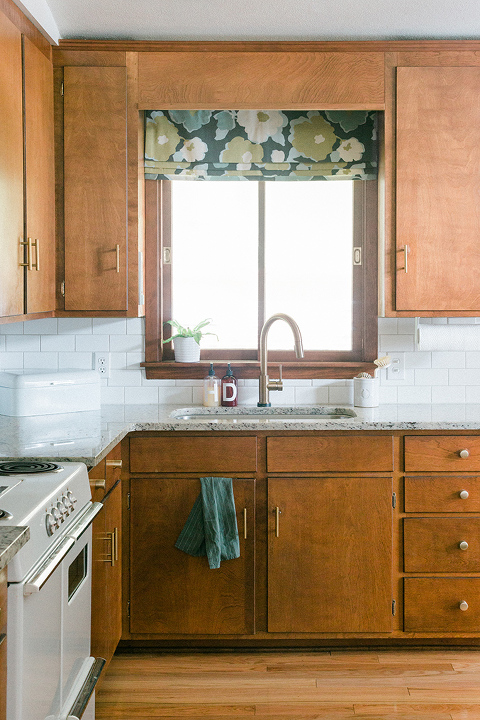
left=0, top=526, right=29, bottom=572
left=1, top=403, right=480, bottom=466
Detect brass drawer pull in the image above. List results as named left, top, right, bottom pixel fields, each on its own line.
left=116, top=244, right=120, bottom=273
left=275, top=506, right=281, bottom=538
left=243, top=508, right=247, bottom=540
left=460, top=490, right=470, bottom=499
left=106, top=460, right=122, bottom=469
left=90, top=479, right=106, bottom=490
left=459, top=449, right=470, bottom=459
left=31, top=239, right=39, bottom=271
left=459, top=541, right=469, bottom=551
left=459, top=601, right=469, bottom=611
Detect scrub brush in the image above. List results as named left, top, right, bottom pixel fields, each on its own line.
left=373, top=355, right=391, bottom=377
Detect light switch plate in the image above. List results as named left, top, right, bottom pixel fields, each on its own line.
left=386, top=353, right=405, bottom=381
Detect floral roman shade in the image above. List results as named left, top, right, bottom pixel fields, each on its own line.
left=144, top=110, right=377, bottom=181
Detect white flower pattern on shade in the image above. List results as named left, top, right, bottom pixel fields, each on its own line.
left=271, top=150, right=285, bottom=162
left=157, top=135, right=170, bottom=145
left=336, top=137, right=365, bottom=162
left=314, top=134, right=326, bottom=144
left=181, top=137, right=208, bottom=162
left=237, top=110, right=287, bottom=143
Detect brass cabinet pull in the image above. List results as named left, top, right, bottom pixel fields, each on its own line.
left=116, top=244, right=120, bottom=273
left=113, top=527, right=119, bottom=563
left=90, top=479, right=106, bottom=490
left=403, top=244, right=409, bottom=273
left=106, top=460, right=122, bottom=469
left=100, top=531, right=116, bottom=566
left=243, top=508, right=247, bottom=540
left=31, top=239, right=39, bottom=271
left=275, top=506, right=281, bottom=538
left=19, top=239, right=30, bottom=267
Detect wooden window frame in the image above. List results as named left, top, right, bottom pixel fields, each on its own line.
left=142, top=178, right=378, bottom=380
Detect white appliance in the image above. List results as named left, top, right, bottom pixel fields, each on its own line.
left=0, top=370, right=101, bottom=417
left=0, top=460, right=104, bottom=720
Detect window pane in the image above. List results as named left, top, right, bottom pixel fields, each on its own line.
left=171, top=183, right=258, bottom=349
left=264, top=182, right=354, bottom=351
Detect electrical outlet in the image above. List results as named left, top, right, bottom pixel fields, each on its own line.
left=94, top=352, right=110, bottom=378
left=386, top=353, right=405, bottom=381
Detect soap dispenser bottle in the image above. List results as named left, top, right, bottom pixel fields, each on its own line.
left=203, top=363, right=220, bottom=407
left=221, top=364, right=238, bottom=407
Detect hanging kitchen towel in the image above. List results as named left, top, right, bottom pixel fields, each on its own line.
left=175, top=477, right=240, bottom=569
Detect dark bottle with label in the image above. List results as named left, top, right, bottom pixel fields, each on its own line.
left=221, top=364, right=238, bottom=407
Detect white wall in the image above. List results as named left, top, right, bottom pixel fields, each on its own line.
left=0, top=316, right=479, bottom=406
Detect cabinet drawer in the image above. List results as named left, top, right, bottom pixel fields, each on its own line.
left=404, top=577, right=480, bottom=631
left=404, top=476, right=480, bottom=512
left=405, top=436, right=480, bottom=472
left=130, top=436, right=257, bottom=473
left=266, top=436, right=393, bottom=473
left=404, top=518, right=480, bottom=573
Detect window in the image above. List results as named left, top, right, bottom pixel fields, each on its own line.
left=144, top=177, right=378, bottom=378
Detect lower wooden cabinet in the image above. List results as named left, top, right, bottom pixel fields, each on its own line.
left=0, top=568, right=6, bottom=720
left=129, top=477, right=255, bottom=635
left=267, top=476, right=393, bottom=633
left=91, top=480, right=122, bottom=675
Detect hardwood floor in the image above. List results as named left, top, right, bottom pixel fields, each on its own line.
left=96, top=650, right=480, bottom=719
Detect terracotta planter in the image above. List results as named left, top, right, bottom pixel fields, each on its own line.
left=174, top=336, right=201, bottom=363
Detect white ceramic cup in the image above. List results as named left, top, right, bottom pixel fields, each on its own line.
left=353, top=376, right=379, bottom=407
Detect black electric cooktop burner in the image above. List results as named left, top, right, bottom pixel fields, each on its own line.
left=0, top=461, right=63, bottom=475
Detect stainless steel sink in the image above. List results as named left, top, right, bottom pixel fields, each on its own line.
left=171, top=407, right=357, bottom=422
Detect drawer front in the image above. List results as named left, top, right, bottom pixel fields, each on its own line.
left=405, top=476, right=480, bottom=512
left=405, top=436, right=480, bottom=472
left=266, top=436, right=393, bottom=473
left=404, top=518, right=480, bottom=572
left=404, top=577, right=480, bottom=631
left=130, top=436, right=257, bottom=473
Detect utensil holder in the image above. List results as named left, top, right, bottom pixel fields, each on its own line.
left=353, top=376, right=379, bottom=407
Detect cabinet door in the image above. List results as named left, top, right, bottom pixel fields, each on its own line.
left=23, top=36, right=55, bottom=314
left=64, top=66, right=127, bottom=311
left=129, top=477, right=255, bottom=635
left=396, top=66, right=480, bottom=312
left=268, top=476, right=393, bottom=632
left=91, top=481, right=122, bottom=673
left=0, top=11, right=23, bottom=318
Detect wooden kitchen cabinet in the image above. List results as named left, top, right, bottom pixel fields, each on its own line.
left=129, top=476, right=255, bottom=635
left=63, top=66, right=128, bottom=312
left=395, top=66, right=480, bottom=312
left=91, top=480, right=122, bottom=677
left=0, top=567, right=7, bottom=720
left=0, top=9, right=55, bottom=321
left=267, top=476, right=393, bottom=633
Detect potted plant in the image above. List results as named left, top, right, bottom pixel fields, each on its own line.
left=162, top=319, right=218, bottom=362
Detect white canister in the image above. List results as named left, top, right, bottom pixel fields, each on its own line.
left=353, top=376, right=379, bottom=408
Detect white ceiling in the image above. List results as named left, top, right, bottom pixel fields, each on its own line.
left=14, top=0, right=480, bottom=44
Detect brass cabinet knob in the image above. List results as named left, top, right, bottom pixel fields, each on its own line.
left=106, top=460, right=122, bottom=469
left=90, top=479, right=106, bottom=490
left=459, top=601, right=469, bottom=611
left=459, top=541, right=469, bottom=551
left=459, top=449, right=470, bottom=459
left=460, top=490, right=470, bottom=499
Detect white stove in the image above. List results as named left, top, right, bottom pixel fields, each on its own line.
left=0, top=460, right=104, bottom=720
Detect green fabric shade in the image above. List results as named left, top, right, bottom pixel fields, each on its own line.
left=144, top=110, right=377, bottom=181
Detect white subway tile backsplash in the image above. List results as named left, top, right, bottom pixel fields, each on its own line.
left=1, top=314, right=479, bottom=406
left=75, top=335, right=110, bottom=352
left=57, top=318, right=93, bottom=334
left=6, top=335, right=40, bottom=352
left=41, top=334, right=75, bottom=352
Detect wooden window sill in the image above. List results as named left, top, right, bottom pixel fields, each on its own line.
left=141, top=361, right=376, bottom=380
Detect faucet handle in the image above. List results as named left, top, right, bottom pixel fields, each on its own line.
left=278, top=364, right=282, bottom=382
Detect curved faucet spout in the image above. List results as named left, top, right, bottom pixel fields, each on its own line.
left=258, top=313, right=304, bottom=407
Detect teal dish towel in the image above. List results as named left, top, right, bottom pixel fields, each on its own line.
left=175, top=477, right=240, bottom=569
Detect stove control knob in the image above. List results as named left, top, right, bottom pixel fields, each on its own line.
left=61, top=494, right=73, bottom=514
left=51, top=506, right=62, bottom=527
left=56, top=501, right=67, bottom=521
left=66, top=491, right=77, bottom=506
left=45, top=512, right=56, bottom=536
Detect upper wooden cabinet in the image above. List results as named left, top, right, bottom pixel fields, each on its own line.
left=63, top=66, right=128, bottom=311
left=0, top=12, right=25, bottom=319
left=0, top=11, right=55, bottom=321
left=395, top=66, right=480, bottom=312
left=137, top=51, right=385, bottom=109
left=23, top=36, right=55, bottom=315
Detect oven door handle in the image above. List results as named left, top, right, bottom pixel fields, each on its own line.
left=23, top=536, right=76, bottom=595
left=68, top=501, right=104, bottom=542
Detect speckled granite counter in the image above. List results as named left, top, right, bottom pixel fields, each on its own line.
left=0, top=526, right=29, bottom=571
left=1, top=403, right=480, bottom=466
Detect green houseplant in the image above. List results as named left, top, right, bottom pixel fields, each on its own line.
left=162, top=319, right=218, bottom=362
